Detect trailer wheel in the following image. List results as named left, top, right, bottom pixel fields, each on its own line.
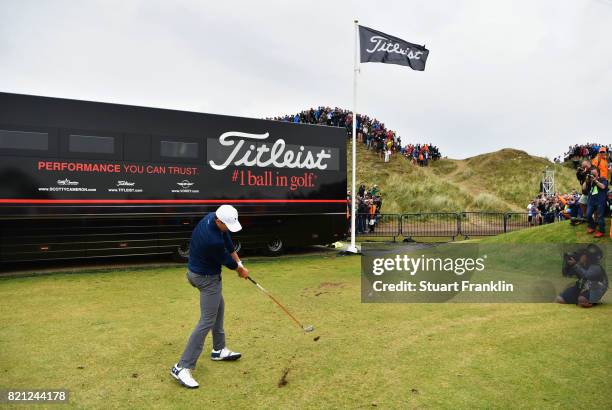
left=173, top=242, right=190, bottom=262
left=266, top=238, right=284, bottom=255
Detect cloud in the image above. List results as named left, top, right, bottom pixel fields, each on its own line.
left=0, top=0, right=610, bottom=159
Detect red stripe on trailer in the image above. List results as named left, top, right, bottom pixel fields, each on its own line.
left=0, top=199, right=346, bottom=204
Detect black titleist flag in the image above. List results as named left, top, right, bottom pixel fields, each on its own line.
left=359, top=25, right=429, bottom=71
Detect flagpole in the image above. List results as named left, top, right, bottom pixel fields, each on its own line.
left=347, top=19, right=359, bottom=254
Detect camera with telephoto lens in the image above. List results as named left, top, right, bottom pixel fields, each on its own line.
left=562, top=245, right=604, bottom=277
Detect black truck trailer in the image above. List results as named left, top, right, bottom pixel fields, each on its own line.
left=0, top=92, right=347, bottom=263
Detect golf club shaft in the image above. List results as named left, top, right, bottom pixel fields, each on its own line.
left=247, top=276, right=305, bottom=330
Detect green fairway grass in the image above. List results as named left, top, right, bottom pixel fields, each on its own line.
left=476, top=219, right=612, bottom=244
left=1, top=252, right=611, bottom=409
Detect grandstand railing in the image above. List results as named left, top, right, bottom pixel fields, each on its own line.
left=352, top=212, right=563, bottom=240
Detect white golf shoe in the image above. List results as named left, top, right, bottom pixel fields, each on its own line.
left=211, top=347, right=241, bottom=361
left=170, top=363, right=199, bottom=389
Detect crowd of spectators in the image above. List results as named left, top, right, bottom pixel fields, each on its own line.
left=556, top=143, right=612, bottom=165
left=269, top=106, right=351, bottom=128
left=269, top=106, right=441, bottom=165
left=524, top=188, right=610, bottom=229
left=529, top=151, right=611, bottom=237
left=527, top=192, right=580, bottom=225
left=346, top=183, right=383, bottom=234
left=401, top=143, right=441, bottom=165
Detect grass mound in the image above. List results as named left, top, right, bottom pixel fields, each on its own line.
left=350, top=143, right=578, bottom=213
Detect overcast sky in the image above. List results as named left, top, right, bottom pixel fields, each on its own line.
left=1, top=0, right=610, bottom=159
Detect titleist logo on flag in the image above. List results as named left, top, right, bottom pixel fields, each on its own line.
left=366, top=36, right=425, bottom=60
left=359, top=25, right=429, bottom=71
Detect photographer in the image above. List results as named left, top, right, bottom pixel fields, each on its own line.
left=584, top=167, right=608, bottom=237
left=558, top=245, right=608, bottom=307
left=592, top=146, right=608, bottom=180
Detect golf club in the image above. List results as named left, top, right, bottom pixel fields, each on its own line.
left=247, top=276, right=315, bottom=333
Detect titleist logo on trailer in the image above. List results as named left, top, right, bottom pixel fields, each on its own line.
left=207, top=131, right=339, bottom=171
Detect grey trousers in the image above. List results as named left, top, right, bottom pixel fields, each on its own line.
left=178, top=271, right=225, bottom=369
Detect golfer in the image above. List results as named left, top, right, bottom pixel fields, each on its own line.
left=171, top=204, right=248, bottom=389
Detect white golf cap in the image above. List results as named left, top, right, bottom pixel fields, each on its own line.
left=215, top=204, right=242, bottom=232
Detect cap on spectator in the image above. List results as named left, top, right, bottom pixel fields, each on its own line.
left=599, top=147, right=607, bottom=153
left=215, top=205, right=242, bottom=232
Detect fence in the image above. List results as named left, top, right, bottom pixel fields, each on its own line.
left=505, top=212, right=536, bottom=232
left=354, top=213, right=401, bottom=240
left=459, top=212, right=505, bottom=237
left=353, top=212, right=561, bottom=240
left=402, top=213, right=460, bottom=239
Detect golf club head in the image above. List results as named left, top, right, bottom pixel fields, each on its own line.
left=303, top=325, right=315, bottom=333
